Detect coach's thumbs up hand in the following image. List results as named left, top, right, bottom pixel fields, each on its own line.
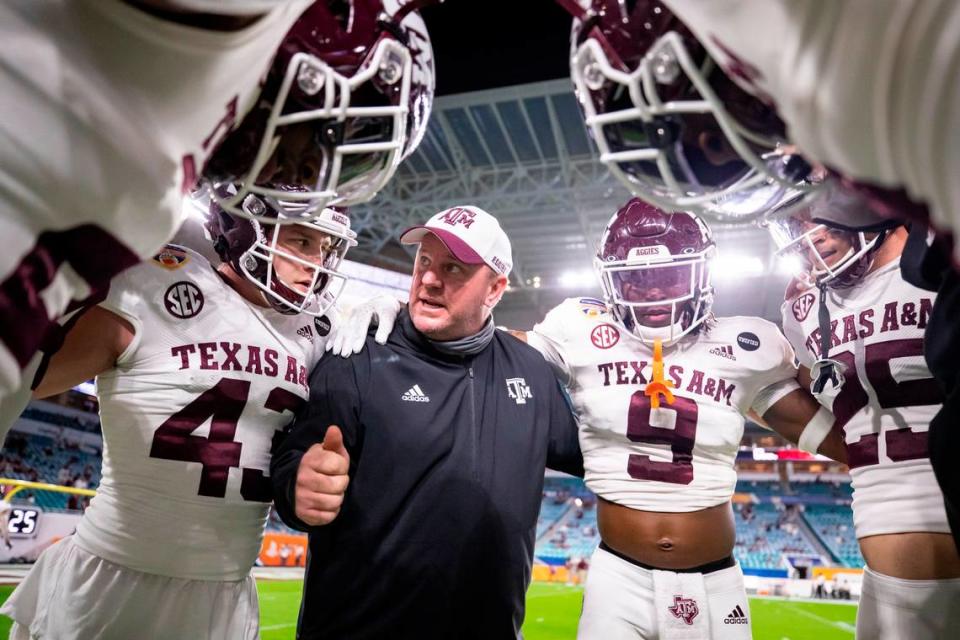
left=295, top=426, right=350, bottom=526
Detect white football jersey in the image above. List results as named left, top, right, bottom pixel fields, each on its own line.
left=781, top=260, right=949, bottom=538
left=664, top=0, right=960, bottom=260
left=73, top=245, right=327, bottom=581
left=528, top=298, right=799, bottom=512
left=0, top=0, right=310, bottom=395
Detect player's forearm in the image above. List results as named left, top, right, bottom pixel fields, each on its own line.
left=763, top=390, right=847, bottom=464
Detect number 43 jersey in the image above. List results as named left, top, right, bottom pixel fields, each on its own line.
left=781, top=260, right=949, bottom=538
left=74, top=245, right=326, bottom=581
left=528, top=298, right=800, bottom=512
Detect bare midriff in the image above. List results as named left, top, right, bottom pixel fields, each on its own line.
left=859, top=532, right=960, bottom=579
left=598, top=497, right=735, bottom=570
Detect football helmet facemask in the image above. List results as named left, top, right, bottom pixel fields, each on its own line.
left=203, top=186, right=358, bottom=316
left=560, top=0, right=816, bottom=222
left=203, top=0, right=436, bottom=223
left=764, top=182, right=898, bottom=288
left=596, top=198, right=715, bottom=345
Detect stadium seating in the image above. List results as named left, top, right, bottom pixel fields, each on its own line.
left=1, top=431, right=101, bottom=511
left=19, top=406, right=101, bottom=434
left=735, top=480, right=785, bottom=496
left=535, top=479, right=600, bottom=562
left=535, top=505, right=599, bottom=563
left=536, top=499, right=571, bottom=538
left=802, top=505, right=864, bottom=568
left=733, top=503, right=822, bottom=570
left=735, top=479, right=853, bottom=499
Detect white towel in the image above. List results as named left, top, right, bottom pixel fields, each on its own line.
left=652, top=568, right=711, bottom=640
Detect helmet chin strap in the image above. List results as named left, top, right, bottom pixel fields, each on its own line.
left=813, top=245, right=855, bottom=280
left=811, top=280, right=843, bottom=394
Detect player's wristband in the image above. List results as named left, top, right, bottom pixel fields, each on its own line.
left=798, top=406, right=834, bottom=454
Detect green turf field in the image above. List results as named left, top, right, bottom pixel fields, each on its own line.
left=0, top=580, right=857, bottom=639
left=522, top=583, right=857, bottom=640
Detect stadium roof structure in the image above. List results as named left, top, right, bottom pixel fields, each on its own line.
left=348, top=80, right=794, bottom=326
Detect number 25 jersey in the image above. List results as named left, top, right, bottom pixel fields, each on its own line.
left=74, top=245, right=325, bottom=581
left=781, top=260, right=948, bottom=538
left=528, top=298, right=800, bottom=512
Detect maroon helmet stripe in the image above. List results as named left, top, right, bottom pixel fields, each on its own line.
left=0, top=225, right=140, bottom=371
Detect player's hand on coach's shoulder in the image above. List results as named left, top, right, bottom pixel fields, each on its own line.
left=294, top=426, right=350, bottom=526
left=325, top=295, right=403, bottom=358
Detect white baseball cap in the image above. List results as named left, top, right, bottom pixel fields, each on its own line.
left=400, top=205, right=513, bottom=276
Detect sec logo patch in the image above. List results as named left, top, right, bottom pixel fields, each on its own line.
left=164, top=282, right=204, bottom=319
left=590, top=324, right=620, bottom=349
left=792, top=293, right=815, bottom=322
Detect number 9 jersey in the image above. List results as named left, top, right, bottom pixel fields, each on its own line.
left=527, top=298, right=800, bottom=512
left=781, top=261, right=949, bottom=538
left=73, top=245, right=326, bottom=581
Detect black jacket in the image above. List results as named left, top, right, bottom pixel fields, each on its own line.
left=271, top=309, right=583, bottom=640
left=901, top=222, right=960, bottom=547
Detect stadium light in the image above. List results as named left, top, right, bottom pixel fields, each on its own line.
left=559, top=270, right=595, bottom=288
left=712, top=253, right=764, bottom=279
left=775, top=253, right=806, bottom=277
left=181, top=195, right=207, bottom=221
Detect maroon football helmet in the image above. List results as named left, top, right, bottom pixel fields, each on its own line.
left=203, top=186, right=357, bottom=316
left=203, top=0, right=435, bottom=223
left=559, top=0, right=816, bottom=222
left=595, top=198, right=715, bottom=344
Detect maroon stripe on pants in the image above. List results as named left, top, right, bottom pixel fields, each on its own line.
left=0, top=225, right=141, bottom=374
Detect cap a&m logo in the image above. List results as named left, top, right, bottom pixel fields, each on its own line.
left=668, top=595, right=700, bottom=625
left=439, top=207, right=476, bottom=229
left=164, top=282, right=204, bottom=319
left=792, top=292, right=816, bottom=322
left=590, top=323, right=620, bottom=349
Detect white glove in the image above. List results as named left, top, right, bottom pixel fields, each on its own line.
left=809, top=358, right=846, bottom=407
left=325, top=295, right=403, bottom=358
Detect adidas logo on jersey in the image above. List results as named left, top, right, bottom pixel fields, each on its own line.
left=724, top=604, right=748, bottom=624
left=297, top=325, right=314, bottom=343
left=401, top=385, right=430, bottom=403
left=709, top=345, right=736, bottom=360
